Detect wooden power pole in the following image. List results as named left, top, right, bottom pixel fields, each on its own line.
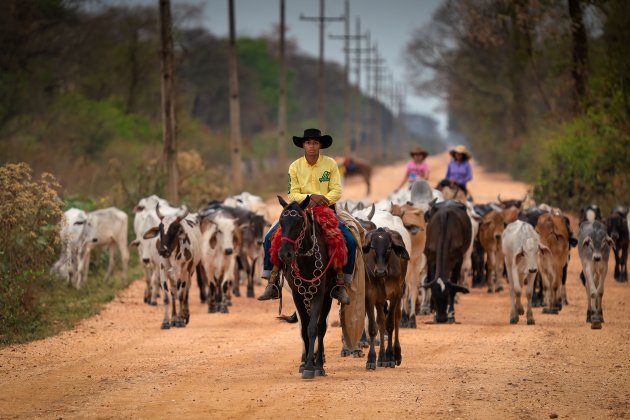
left=328, top=0, right=351, bottom=155
left=159, top=0, right=178, bottom=203
left=227, top=0, right=243, bottom=192
left=277, top=0, right=287, bottom=180
left=300, top=0, right=344, bottom=131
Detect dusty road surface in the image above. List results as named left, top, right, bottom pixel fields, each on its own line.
left=2, top=153, right=629, bottom=419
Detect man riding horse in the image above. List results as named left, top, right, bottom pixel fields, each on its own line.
left=258, top=128, right=357, bottom=304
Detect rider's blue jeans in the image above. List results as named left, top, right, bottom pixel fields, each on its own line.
left=262, top=218, right=357, bottom=279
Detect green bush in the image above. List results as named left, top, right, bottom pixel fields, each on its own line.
left=534, top=106, right=630, bottom=212
left=0, top=162, right=63, bottom=342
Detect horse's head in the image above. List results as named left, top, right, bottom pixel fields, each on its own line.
left=277, top=195, right=311, bottom=264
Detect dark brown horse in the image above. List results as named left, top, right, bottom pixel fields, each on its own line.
left=341, top=157, right=372, bottom=196
left=276, top=195, right=337, bottom=379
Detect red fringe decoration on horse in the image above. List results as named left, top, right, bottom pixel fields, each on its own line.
left=270, top=205, right=348, bottom=269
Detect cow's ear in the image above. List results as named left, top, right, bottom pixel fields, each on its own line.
left=389, top=231, right=410, bottom=260
left=143, top=227, right=159, bottom=240
left=74, top=220, right=85, bottom=225
left=362, top=232, right=373, bottom=254
left=130, top=239, right=140, bottom=248
left=277, top=195, right=289, bottom=208
left=538, top=243, right=552, bottom=256
left=604, top=236, right=615, bottom=249
left=239, top=222, right=250, bottom=231
left=300, top=195, right=311, bottom=210
left=581, top=236, right=593, bottom=248
left=515, top=249, right=524, bottom=262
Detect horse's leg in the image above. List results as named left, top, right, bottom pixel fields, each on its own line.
left=302, top=294, right=323, bottom=379
left=315, top=295, right=333, bottom=376
left=293, top=289, right=310, bottom=374
left=376, top=300, right=387, bottom=367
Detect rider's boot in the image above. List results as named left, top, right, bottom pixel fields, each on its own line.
left=257, top=267, right=280, bottom=301
left=330, top=270, right=351, bottom=305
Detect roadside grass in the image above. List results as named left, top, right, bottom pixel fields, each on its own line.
left=1, top=253, right=143, bottom=346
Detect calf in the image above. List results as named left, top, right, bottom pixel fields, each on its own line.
left=362, top=228, right=410, bottom=369
left=143, top=206, right=202, bottom=329
left=130, top=212, right=161, bottom=305
left=76, top=207, right=129, bottom=288
left=479, top=211, right=506, bottom=293
left=391, top=203, right=427, bottom=327
left=578, top=221, right=614, bottom=329
left=535, top=213, right=570, bottom=314
left=606, top=207, right=629, bottom=282
left=423, top=200, right=472, bottom=323
left=51, top=208, right=88, bottom=287
left=502, top=221, right=551, bottom=325
left=199, top=213, right=242, bottom=313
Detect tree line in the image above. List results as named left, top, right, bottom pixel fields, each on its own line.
left=406, top=0, right=630, bottom=212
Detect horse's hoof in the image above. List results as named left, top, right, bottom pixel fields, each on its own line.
left=366, top=362, right=376, bottom=370
left=246, top=289, right=255, bottom=298
left=385, top=361, right=396, bottom=368
left=233, top=289, right=241, bottom=297
left=527, top=319, right=535, bottom=325
left=299, top=364, right=305, bottom=373
left=160, top=323, right=170, bottom=330
left=510, top=317, right=518, bottom=325
left=591, top=321, right=602, bottom=330
left=340, top=349, right=352, bottom=357
left=353, top=349, right=364, bottom=358
left=301, top=369, right=315, bottom=379
left=314, top=369, right=326, bottom=377
left=377, top=361, right=384, bottom=368
left=150, top=301, right=158, bottom=306
left=176, top=321, right=186, bottom=328
left=396, top=359, right=402, bottom=366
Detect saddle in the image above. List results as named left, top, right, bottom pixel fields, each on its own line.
left=270, top=205, right=348, bottom=269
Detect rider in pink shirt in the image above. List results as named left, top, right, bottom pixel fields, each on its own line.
left=396, top=146, right=430, bottom=191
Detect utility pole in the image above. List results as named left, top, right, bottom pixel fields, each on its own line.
left=362, top=42, right=385, bottom=160
left=300, top=0, right=344, bottom=131
left=159, top=0, right=178, bottom=202
left=227, top=0, right=243, bottom=192
left=277, top=0, right=287, bottom=181
left=347, top=24, right=371, bottom=158
left=328, top=0, right=352, bottom=155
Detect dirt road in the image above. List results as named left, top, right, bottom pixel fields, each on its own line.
left=1, top=153, right=629, bottom=419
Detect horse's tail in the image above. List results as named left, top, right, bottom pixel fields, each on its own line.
left=277, top=311, right=298, bottom=323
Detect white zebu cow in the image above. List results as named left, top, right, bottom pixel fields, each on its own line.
left=224, top=191, right=271, bottom=222
left=578, top=221, right=614, bottom=329
left=130, top=212, right=161, bottom=305
left=131, top=195, right=179, bottom=304
left=144, top=206, right=202, bottom=329
left=75, top=207, right=129, bottom=288
left=460, top=202, right=482, bottom=288
left=502, top=220, right=551, bottom=325
left=51, top=208, right=88, bottom=287
left=200, top=213, right=242, bottom=313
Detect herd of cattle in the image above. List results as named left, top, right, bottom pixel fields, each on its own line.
left=50, top=181, right=629, bottom=335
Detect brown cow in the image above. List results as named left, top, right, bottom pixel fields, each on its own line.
left=535, top=213, right=570, bottom=314
left=479, top=211, right=506, bottom=293
left=391, top=203, right=427, bottom=327
left=363, top=228, right=410, bottom=369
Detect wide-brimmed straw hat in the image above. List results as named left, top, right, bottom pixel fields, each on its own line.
left=409, top=146, right=428, bottom=158
left=292, top=128, right=333, bottom=149
left=449, top=145, right=471, bottom=160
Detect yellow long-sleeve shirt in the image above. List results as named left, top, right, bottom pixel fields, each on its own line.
left=287, top=155, right=342, bottom=205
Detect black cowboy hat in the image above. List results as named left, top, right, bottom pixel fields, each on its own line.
left=292, top=128, right=333, bottom=149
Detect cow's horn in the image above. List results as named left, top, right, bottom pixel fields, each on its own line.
left=156, top=204, right=164, bottom=220
left=521, top=193, right=528, bottom=203
left=423, top=278, right=437, bottom=288
left=367, top=203, right=376, bottom=221
left=176, top=205, right=189, bottom=222
left=497, top=194, right=503, bottom=203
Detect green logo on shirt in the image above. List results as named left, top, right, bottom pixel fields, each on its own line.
left=319, top=171, right=330, bottom=182
left=287, top=174, right=291, bottom=194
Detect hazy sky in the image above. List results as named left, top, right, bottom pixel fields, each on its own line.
left=126, top=0, right=445, bottom=132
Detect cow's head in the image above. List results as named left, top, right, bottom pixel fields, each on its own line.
left=606, top=210, right=627, bottom=243
left=481, top=211, right=506, bottom=241
left=582, top=221, right=615, bottom=262
left=132, top=213, right=160, bottom=265
left=201, top=214, right=241, bottom=256
left=143, top=205, right=189, bottom=258
left=515, top=237, right=550, bottom=274
left=363, top=228, right=409, bottom=278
